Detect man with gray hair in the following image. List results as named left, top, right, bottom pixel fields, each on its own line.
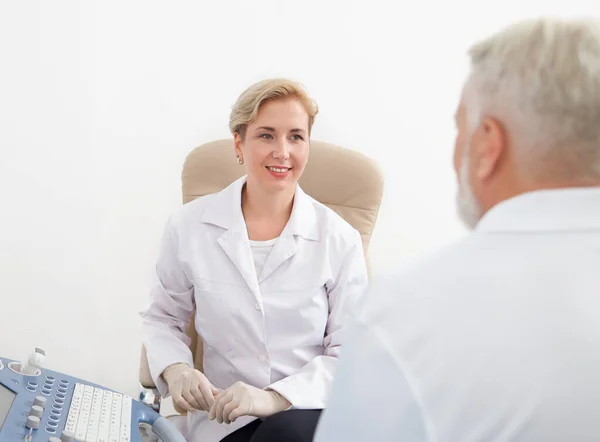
left=314, top=17, right=600, bottom=442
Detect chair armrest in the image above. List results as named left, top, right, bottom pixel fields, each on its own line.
left=139, top=345, right=163, bottom=414
left=139, top=345, right=156, bottom=389
left=139, top=385, right=161, bottom=413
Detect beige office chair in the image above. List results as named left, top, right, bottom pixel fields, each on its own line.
left=138, top=139, right=384, bottom=415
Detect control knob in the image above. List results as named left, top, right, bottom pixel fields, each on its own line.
left=25, top=415, right=40, bottom=430
left=29, top=405, right=43, bottom=418
left=60, top=429, right=75, bottom=442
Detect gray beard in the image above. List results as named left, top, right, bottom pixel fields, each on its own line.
left=456, top=152, right=482, bottom=230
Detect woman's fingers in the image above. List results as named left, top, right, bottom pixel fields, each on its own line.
left=228, top=406, right=243, bottom=424
left=222, top=400, right=239, bottom=424
left=172, top=386, right=195, bottom=413
left=181, top=378, right=203, bottom=410
left=208, top=391, right=227, bottom=421
left=215, top=391, right=233, bottom=424
left=198, top=380, right=217, bottom=410
left=189, top=382, right=209, bottom=411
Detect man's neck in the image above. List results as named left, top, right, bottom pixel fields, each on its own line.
left=480, top=178, right=600, bottom=216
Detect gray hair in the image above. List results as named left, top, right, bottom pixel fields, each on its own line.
left=463, top=17, right=600, bottom=180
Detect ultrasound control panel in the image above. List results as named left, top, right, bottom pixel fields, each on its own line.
left=0, top=354, right=184, bottom=442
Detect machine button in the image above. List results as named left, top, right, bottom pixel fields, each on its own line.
left=26, top=415, right=40, bottom=430
left=60, top=429, right=75, bottom=442
left=33, top=396, right=47, bottom=407
left=30, top=405, right=43, bottom=418
left=49, top=438, right=62, bottom=442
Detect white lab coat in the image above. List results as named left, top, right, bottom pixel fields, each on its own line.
left=140, top=176, right=368, bottom=442
left=315, top=187, right=600, bottom=442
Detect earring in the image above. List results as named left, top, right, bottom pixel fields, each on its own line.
left=237, top=156, right=244, bottom=165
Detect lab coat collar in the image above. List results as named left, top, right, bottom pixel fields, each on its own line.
left=199, top=175, right=320, bottom=241
left=476, top=187, right=600, bottom=233
left=200, top=176, right=320, bottom=293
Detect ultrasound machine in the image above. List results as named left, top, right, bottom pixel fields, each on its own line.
left=0, top=349, right=185, bottom=442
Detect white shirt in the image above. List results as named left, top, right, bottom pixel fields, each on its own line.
left=249, top=238, right=278, bottom=279
left=140, top=176, right=368, bottom=442
left=315, top=187, right=600, bottom=442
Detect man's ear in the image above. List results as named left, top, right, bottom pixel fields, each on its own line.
left=474, top=116, right=506, bottom=180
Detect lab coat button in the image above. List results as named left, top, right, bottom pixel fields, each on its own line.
left=254, top=303, right=261, bottom=311
left=258, top=355, right=267, bottom=363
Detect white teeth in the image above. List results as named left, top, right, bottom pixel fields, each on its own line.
left=268, top=167, right=289, bottom=173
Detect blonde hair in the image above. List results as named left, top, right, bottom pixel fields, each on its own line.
left=463, top=17, right=600, bottom=179
left=229, top=78, right=319, bottom=138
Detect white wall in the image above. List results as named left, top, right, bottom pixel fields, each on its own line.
left=1, top=0, right=598, bottom=397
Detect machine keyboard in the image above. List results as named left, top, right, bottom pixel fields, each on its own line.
left=66, top=383, right=132, bottom=442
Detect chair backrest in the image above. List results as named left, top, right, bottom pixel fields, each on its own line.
left=139, top=139, right=383, bottom=386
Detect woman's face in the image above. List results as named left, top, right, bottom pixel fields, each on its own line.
left=234, top=97, right=310, bottom=195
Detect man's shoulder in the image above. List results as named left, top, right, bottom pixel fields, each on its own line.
left=379, top=236, right=476, bottom=283
left=361, top=236, right=478, bottom=320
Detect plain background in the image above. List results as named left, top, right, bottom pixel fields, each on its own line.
left=1, top=0, right=598, bottom=397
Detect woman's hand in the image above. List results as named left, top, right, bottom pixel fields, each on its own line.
left=208, top=381, right=291, bottom=424
left=162, top=363, right=219, bottom=413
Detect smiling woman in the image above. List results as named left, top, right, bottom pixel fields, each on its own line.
left=236, top=97, right=309, bottom=189
left=231, top=79, right=319, bottom=241
left=140, top=78, right=369, bottom=442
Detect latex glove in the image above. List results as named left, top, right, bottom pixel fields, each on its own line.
left=162, top=363, right=219, bottom=413
left=208, top=381, right=291, bottom=424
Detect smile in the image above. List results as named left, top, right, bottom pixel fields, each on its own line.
left=267, top=166, right=291, bottom=173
